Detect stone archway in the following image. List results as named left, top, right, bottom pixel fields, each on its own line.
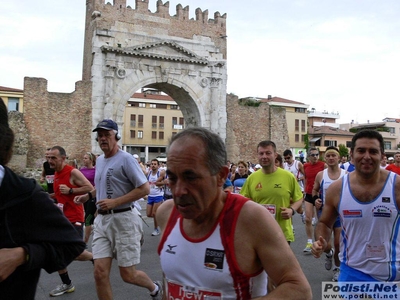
left=83, top=0, right=228, bottom=152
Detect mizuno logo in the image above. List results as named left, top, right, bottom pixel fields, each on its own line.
left=274, top=184, right=282, bottom=188
left=166, top=244, right=177, bottom=254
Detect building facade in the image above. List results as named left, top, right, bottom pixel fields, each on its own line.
left=0, top=86, right=24, bottom=113
left=340, top=119, right=400, bottom=157
left=122, top=89, right=184, bottom=163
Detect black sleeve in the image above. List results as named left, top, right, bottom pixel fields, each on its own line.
left=19, top=186, right=86, bottom=273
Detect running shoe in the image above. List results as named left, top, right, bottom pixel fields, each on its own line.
left=49, top=283, right=75, bottom=297
left=325, top=248, right=334, bottom=270
left=151, top=281, right=163, bottom=299
left=332, top=268, right=340, bottom=281
left=303, top=242, right=312, bottom=253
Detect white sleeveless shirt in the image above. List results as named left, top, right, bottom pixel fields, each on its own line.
left=147, top=171, right=163, bottom=197
left=158, top=194, right=268, bottom=299
left=338, top=172, right=400, bottom=281
left=284, top=160, right=304, bottom=191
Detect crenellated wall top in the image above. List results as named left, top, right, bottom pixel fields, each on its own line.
left=91, top=0, right=227, bottom=25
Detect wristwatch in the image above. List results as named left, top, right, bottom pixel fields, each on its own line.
left=290, top=207, right=296, bottom=215
left=69, top=188, right=73, bottom=194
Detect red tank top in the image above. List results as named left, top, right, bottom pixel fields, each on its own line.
left=54, top=165, right=84, bottom=223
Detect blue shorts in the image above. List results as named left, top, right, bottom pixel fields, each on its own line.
left=339, top=263, right=379, bottom=282
left=147, top=195, right=164, bottom=205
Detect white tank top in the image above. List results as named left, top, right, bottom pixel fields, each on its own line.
left=320, top=169, right=346, bottom=204
left=147, top=171, right=163, bottom=197
left=284, top=160, right=304, bottom=191
left=158, top=194, right=268, bottom=299
left=338, top=172, right=400, bottom=281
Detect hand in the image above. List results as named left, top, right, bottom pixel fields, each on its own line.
left=280, top=207, right=292, bottom=219
left=40, top=177, right=45, bottom=183
left=315, top=198, right=322, bottom=210
left=0, top=248, right=25, bottom=282
left=59, top=184, right=69, bottom=195
left=97, top=199, right=116, bottom=211
left=74, top=194, right=88, bottom=205
left=311, top=236, right=327, bottom=258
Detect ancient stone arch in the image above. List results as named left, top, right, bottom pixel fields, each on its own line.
left=83, top=0, right=228, bottom=151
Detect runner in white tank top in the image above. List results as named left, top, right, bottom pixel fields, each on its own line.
left=312, top=130, right=400, bottom=285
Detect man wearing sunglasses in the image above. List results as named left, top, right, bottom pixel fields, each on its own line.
left=303, top=148, right=326, bottom=253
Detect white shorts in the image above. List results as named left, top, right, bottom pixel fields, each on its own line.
left=92, top=210, right=143, bottom=267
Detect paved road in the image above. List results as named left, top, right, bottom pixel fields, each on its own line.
left=36, top=206, right=331, bottom=299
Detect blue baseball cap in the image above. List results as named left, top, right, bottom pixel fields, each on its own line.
left=92, top=119, right=118, bottom=132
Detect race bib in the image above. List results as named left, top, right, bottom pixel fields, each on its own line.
left=166, top=279, right=222, bottom=300
left=261, top=204, right=276, bottom=218
left=46, top=175, right=55, bottom=184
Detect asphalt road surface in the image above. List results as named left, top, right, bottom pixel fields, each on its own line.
left=36, top=205, right=331, bottom=299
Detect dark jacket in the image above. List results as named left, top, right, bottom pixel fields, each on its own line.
left=0, top=166, right=86, bottom=299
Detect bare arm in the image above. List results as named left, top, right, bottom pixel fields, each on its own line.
left=69, top=169, right=94, bottom=195
left=312, top=171, right=323, bottom=210
left=312, top=179, right=341, bottom=258
left=238, top=202, right=312, bottom=299
left=155, top=169, right=166, bottom=186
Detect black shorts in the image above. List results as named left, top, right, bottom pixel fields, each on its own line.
left=304, top=193, right=316, bottom=206
left=72, top=222, right=84, bottom=239
left=84, top=198, right=97, bottom=226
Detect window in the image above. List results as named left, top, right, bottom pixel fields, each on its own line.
left=130, top=130, right=135, bottom=138
left=152, top=116, right=157, bottom=128
left=138, top=131, right=143, bottom=139
left=179, top=117, right=184, bottom=125
left=130, top=114, right=136, bottom=127
left=139, top=103, right=146, bottom=108
left=138, top=115, right=143, bottom=128
left=156, top=104, right=167, bottom=109
left=301, top=120, right=306, bottom=132
left=295, top=119, right=299, bottom=132
left=159, top=131, right=164, bottom=140
left=295, top=108, right=306, bottom=113
left=172, top=117, right=177, bottom=125
left=170, top=105, right=179, bottom=110
left=324, top=140, right=337, bottom=147
left=149, top=104, right=156, bottom=108
left=346, top=141, right=352, bottom=147
left=384, top=141, right=392, bottom=150
left=295, top=134, right=299, bottom=142
left=159, top=116, right=164, bottom=129
left=7, top=98, right=19, bottom=111
left=389, top=127, right=395, bottom=134
left=301, top=134, right=305, bottom=142
left=152, top=131, right=157, bottom=139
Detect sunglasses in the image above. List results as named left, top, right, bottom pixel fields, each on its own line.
left=284, top=156, right=291, bottom=160
left=310, top=154, right=319, bottom=157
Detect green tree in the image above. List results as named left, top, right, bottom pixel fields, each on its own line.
left=338, top=144, right=349, bottom=158
left=304, top=133, right=309, bottom=154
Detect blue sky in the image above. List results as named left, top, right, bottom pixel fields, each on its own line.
left=1, top=0, right=399, bottom=124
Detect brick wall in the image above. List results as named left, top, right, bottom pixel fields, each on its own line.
left=22, top=77, right=93, bottom=168
left=226, top=93, right=289, bottom=164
